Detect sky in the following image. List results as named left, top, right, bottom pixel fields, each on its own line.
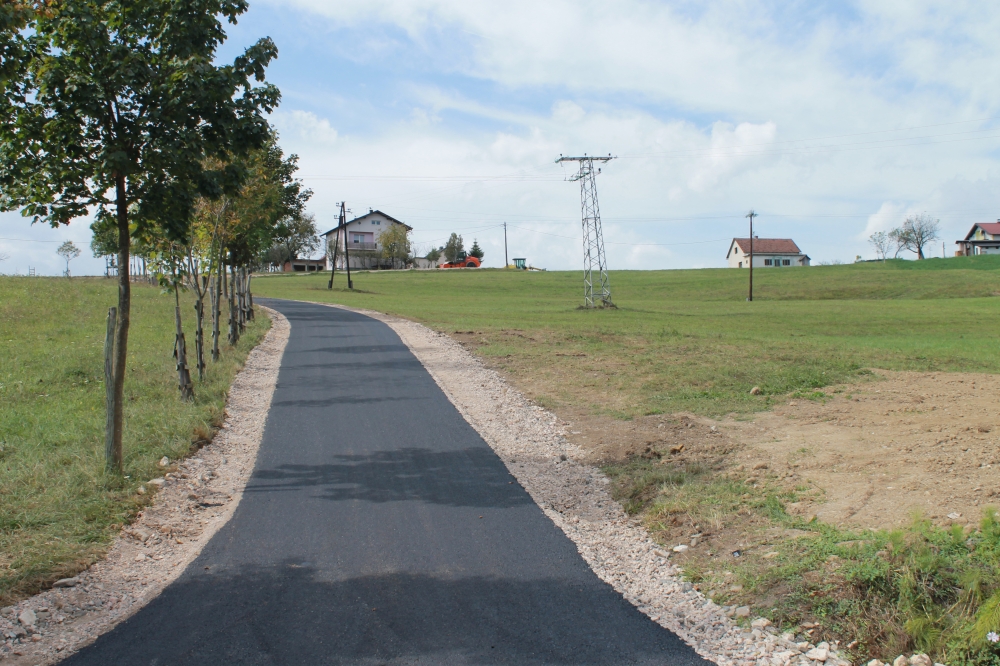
left=5, top=0, right=1000, bottom=274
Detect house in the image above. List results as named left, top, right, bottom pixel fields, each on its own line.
left=955, top=221, right=1000, bottom=256
left=282, top=258, right=326, bottom=273
left=320, top=209, right=413, bottom=270
left=727, top=238, right=810, bottom=268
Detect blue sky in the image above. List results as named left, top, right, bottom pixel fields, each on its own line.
left=5, top=0, right=1000, bottom=274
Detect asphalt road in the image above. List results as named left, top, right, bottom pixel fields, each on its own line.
left=64, top=299, right=710, bottom=665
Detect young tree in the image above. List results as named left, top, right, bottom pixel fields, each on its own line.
left=56, top=240, right=81, bottom=277
left=443, top=233, right=464, bottom=262
left=379, top=224, right=411, bottom=269
left=469, top=239, right=484, bottom=260
left=425, top=247, right=442, bottom=262
left=868, top=231, right=892, bottom=262
left=895, top=214, right=940, bottom=260
left=0, top=1, right=279, bottom=472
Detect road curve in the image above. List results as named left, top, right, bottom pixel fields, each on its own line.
left=62, top=299, right=710, bottom=665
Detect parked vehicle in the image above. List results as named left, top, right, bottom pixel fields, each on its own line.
left=440, top=251, right=481, bottom=268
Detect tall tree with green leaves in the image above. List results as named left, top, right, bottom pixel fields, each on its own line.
left=468, top=239, right=484, bottom=260
left=0, top=0, right=279, bottom=472
left=443, top=233, right=464, bottom=262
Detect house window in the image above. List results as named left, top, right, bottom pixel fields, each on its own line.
left=738, top=261, right=742, bottom=268
left=783, top=259, right=791, bottom=266
left=352, top=233, right=364, bottom=244
left=764, top=259, right=772, bottom=266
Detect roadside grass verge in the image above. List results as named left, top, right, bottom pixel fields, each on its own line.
left=604, top=457, right=1000, bottom=664
left=0, top=276, right=268, bottom=604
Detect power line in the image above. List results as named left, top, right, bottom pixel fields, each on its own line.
left=0, top=237, right=62, bottom=243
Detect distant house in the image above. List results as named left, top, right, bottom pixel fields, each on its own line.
left=955, top=221, right=1000, bottom=256
left=320, top=209, right=413, bottom=270
left=282, top=258, right=326, bottom=273
left=727, top=238, right=810, bottom=268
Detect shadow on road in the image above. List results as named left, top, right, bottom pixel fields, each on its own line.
left=64, top=564, right=703, bottom=665
left=248, top=447, right=533, bottom=508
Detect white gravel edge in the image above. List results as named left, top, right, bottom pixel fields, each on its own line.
left=0, top=307, right=289, bottom=665
left=321, top=302, right=851, bottom=666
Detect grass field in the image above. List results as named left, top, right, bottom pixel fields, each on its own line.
left=255, top=257, right=1000, bottom=662
left=254, top=256, right=1000, bottom=419
left=0, top=277, right=268, bottom=604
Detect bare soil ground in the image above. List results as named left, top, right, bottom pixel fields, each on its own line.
left=502, top=368, right=1000, bottom=534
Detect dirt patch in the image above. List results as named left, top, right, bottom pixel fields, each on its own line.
left=726, top=370, right=1000, bottom=531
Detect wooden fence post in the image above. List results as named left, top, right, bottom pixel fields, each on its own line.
left=104, top=307, right=118, bottom=471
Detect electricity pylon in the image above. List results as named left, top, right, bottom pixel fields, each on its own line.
left=556, top=154, right=615, bottom=308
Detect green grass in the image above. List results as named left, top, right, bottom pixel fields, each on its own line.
left=254, top=256, right=1000, bottom=418
left=0, top=276, right=268, bottom=604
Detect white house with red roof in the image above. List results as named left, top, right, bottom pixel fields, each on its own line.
left=726, top=238, right=810, bottom=268
left=955, top=221, right=1000, bottom=256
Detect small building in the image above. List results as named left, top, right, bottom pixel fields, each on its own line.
left=727, top=238, right=810, bottom=268
left=955, top=221, right=1000, bottom=256
left=320, top=209, right=413, bottom=270
left=282, top=258, right=326, bottom=273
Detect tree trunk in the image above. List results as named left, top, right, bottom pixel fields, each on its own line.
left=173, top=286, right=194, bottom=400
left=108, top=174, right=131, bottom=473
left=228, top=263, right=239, bottom=346
left=246, top=273, right=254, bottom=321
left=194, top=275, right=206, bottom=381
left=211, top=248, right=223, bottom=361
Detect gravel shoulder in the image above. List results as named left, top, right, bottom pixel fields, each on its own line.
left=0, top=307, right=289, bottom=665
left=326, top=303, right=854, bottom=666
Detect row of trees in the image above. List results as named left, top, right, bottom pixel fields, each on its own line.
left=869, top=214, right=941, bottom=261
left=0, top=0, right=300, bottom=472
left=424, top=234, right=484, bottom=263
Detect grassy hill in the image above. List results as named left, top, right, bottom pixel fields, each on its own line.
left=253, top=257, right=1000, bottom=417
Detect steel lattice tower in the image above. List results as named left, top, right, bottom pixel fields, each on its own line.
left=557, top=154, right=615, bottom=308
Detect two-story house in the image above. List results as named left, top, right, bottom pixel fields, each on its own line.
left=321, top=209, right=413, bottom=270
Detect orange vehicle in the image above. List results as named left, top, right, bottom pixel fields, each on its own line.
left=440, top=251, right=481, bottom=268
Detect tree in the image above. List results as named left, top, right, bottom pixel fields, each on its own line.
left=267, top=212, right=319, bottom=268
left=469, top=239, right=484, bottom=260
left=443, top=234, right=464, bottom=262
left=56, top=240, right=81, bottom=277
left=868, top=231, right=892, bottom=262
left=379, top=223, right=411, bottom=269
left=425, top=246, right=442, bottom=262
left=894, top=214, right=940, bottom=260
left=0, top=1, right=279, bottom=472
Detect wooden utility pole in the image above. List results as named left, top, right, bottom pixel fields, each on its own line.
left=340, top=202, right=353, bottom=289
left=746, top=210, right=757, bottom=302
left=327, top=224, right=341, bottom=289
left=504, top=222, right=508, bottom=267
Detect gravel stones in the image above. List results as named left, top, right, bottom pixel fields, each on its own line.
left=17, top=609, right=36, bottom=628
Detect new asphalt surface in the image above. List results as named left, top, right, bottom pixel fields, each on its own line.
left=63, top=298, right=711, bottom=665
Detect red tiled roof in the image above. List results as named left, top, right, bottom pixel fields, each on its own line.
left=964, top=223, right=1000, bottom=240
left=731, top=238, right=801, bottom=254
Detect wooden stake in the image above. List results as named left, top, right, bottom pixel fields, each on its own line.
left=104, top=307, right=117, bottom=471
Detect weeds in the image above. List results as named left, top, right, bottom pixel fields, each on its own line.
left=604, top=455, right=1000, bottom=664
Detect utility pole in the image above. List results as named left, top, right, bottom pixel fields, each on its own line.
left=504, top=222, right=508, bottom=268
left=746, top=209, right=757, bottom=302
left=340, top=202, right=353, bottom=290
left=556, top=154, right=615, bottom=308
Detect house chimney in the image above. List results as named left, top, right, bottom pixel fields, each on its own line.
left=369, top=208, right=373, bottom=214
